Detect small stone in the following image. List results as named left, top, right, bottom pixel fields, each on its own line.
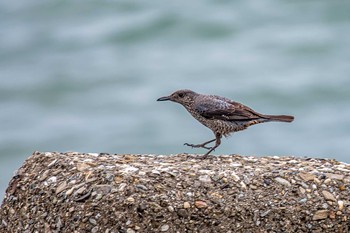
left=151, top=169, right=161, bottom=175
left=88, top=153, right=99, bottom=157
left=56, top=217, right=62, bottom=229
left=126, top=197, right=135, bottom=204
left=338, top=200, right=344, bottom=211
left=122, top=165, right=139, bottom=173
left=47, top=176, right=57, bottom=184
left=312, top=210, right=328, bottom=220
left=126, top=228, right=135, bottom=233
left=77, top=163, right=90, bottom=171
left=95, top=193, right=103, bottom=200
left=299, top=172, right=316, bottom=182
left=231, top=172, right=240, bottom=182
left=160, top=224, right=170, bottom=232
left=195, top=200, right=208, bottom=209
left=48, top=159, right=57, bottom=168
left=186, top=192, right=193, bottom=197
left=324, top=178, right=331, bottom=185
left=119, top=183, right=127, bottom=192
left=91, top=226, right=99, bottom=233
left=105, top=173, right=114, bottom=181
left=2, top=219, right=7, bottom=227
left=167, top=206, right=174, bottom=212
left=198, top=169, right=212, bottom=174
left=166, top=171, right=177, bottom=177
left=199, top=175, right=211, bottom=183
left=263, top=179, right=272, bottom=186
left=322, top=190, right=336, bottom=202
left=138, top=171, right=146, bottom=176
left=336, top=167, right=350, bottom=172
left=177, top=209, right=188, bottom=218
left=313, top=178, right=321, bottom=184
left=40, top=151, right=49, bottom=156
left=299, top=187, right=306, bottom=194
left=66, top=187, right=75, bottom=196
left=135, top=184, right=148, bottom=191
left=114, top=176, right=123, bottom=183
left=243, top=176, right=251, bottom=184
left=240, top=181, right=247, bottom=189
left=275, top=177, right=291, bottom=187
left=94, top=185, right=112, bottom=195
left=326, top=173, right=344, bottom=180
left=300, top=182, right=309, bottom=189
left=89, top=218, right=97, bottom=225
left=230, top=162, right=242, bottom=167
left=211, top=175, right=221, bottom=182
left=260, top=210, right=271, bottom=217
left=55, top=181, right=67, bottom=194
left=39, top=170, right=50, bottom=181
left=210, top=192, right=223, bottom=199
left=74, top=186, right=86, bottom=195
left=183, top=202, right=190, bottom=209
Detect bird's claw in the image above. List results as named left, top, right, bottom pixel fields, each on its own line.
left=184, top=143, right=212, bottom=150
left=184, top=143, right=195, bottom=148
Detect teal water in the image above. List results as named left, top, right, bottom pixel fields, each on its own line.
left=1, top=1, right=350, bottom=198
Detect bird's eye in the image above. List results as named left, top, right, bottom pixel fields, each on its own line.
left=178, top=93, right=184, bottom=98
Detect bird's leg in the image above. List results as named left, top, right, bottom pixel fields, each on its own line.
left=201, top=133, right=222, bottom=159
left=184, top=138, right=216, bottom=150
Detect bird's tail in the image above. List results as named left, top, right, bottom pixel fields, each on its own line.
left=263, top=114, right=294, bottom=123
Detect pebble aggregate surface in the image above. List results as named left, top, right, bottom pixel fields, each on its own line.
left=1, top=151, right=350, bottom=232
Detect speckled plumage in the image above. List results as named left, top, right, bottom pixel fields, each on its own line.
left=157, top=89, right=294, bottom=158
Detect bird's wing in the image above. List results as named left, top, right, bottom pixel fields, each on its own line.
left=195, top=97, right=263, bottom=121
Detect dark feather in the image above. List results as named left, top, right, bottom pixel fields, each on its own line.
left=196, top=98, right=264, bottom=121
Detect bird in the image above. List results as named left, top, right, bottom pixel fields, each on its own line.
left=157, top=89, right=294, bottom=158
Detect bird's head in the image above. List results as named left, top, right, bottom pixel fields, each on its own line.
left=157, top=89, right=198, bottom=107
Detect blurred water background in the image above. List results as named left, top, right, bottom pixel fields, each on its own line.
left=1, top=0, right=350, bottom=198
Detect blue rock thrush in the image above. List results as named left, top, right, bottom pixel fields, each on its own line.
left=157, top=89, right=294, bottom=158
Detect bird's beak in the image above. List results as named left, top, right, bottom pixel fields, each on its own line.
left=157, top=96, right=171, bottom=101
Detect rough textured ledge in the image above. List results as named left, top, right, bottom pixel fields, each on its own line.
left=1, top=152, right=350, bottom=232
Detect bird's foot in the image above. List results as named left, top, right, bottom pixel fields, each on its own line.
left=199, top=147, right=216, bottom=159
left=184, top=143, right=212, bottom=150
